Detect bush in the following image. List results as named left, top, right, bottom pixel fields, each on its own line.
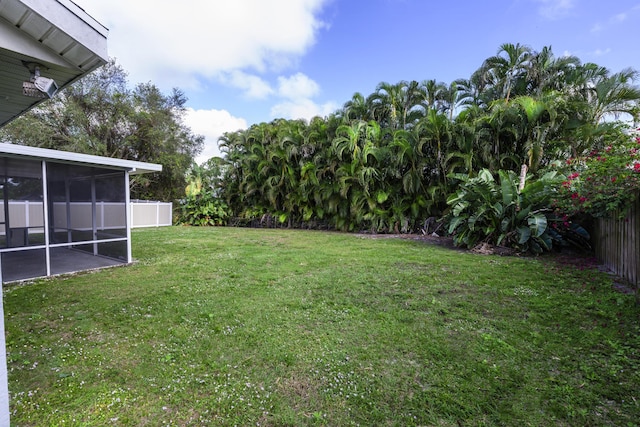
left=177, top=191, right=231, bottom=226
left=554, top=128, right=640, bottom=218
left=445, top=168, right=586, bottom=254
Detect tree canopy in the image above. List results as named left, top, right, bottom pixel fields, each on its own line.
left=198, top=44, right=639, bottom=234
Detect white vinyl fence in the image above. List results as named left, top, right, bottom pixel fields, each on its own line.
left=0, top=200, right=171, bottom=234
left=130, top=200, right=173, bottom=228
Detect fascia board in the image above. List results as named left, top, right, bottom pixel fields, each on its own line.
left=0, top=142, right=163, bottom=175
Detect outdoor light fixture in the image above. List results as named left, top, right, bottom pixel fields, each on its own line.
left=22, top=62, right=58, bottom=99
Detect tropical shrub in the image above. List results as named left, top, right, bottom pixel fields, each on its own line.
left=445, top=168, right=584, bottom=253
left=555, top=127, right=640, bottom=218
left=177, top=191, right=231, bottom=226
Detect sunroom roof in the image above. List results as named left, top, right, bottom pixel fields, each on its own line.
left=0, top=142, right=162, bottom=174
left=0, top=0, right=109, bottom=126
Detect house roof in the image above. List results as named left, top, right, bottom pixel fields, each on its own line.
left=0, top=142, right=162, bottom=175
left=0, top=0, right=109, bottom=126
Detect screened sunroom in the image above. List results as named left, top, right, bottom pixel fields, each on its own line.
left=0, top=143, right=161, bottom=283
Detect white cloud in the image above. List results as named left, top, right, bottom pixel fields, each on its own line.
left=79, top=0, right=329, bottom=88
left=183, top=108, right=247, bottom=164
left=265, top=72, right=337, bottom=120
left=220, top=71, right=274, bottom=99
left=78, top=1, right=339, bottom=135
left=592, top=48, right=612, bottom=57
left=614, top=13, right=627, bottom=22
left=270, top=99, right=338, bottom=121
left=277, top=73, right=320, bottom=99
left=533, top=0, right=575, bottom=20
left=590, top=5, right=640, bottom=35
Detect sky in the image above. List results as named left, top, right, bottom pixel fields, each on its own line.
left=76, top=0, right=640, bottom=164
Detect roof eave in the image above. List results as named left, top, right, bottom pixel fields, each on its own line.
left=0, top=142, right=163, bottom=175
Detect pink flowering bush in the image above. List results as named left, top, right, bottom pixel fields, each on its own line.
left=555, top=127, right=640, bottom=218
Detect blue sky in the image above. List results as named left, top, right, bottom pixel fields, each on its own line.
left=77, top=0, right=640, bottom=163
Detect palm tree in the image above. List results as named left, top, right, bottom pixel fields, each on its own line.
left=367, top=81, right=423, bottom=130
left=419, top=79, right=447, bottom=113
left=341, top=92, right=372, bottom=122
left=331, top=120, right=387, bottom=230
left=526, top=45, right=580, bottom=96
left=586, top=68, right=640, bottom=123
left=438, top=79, right=477, bottom=120
left=482, top=42, right=532, bottom=103
left=472, top=100, right=520, bottom=171
left=390, top=128, right=425, bottom=195
left=513, top=95, right=558, bottom=171
left=419, top=109, right=454, bottom=182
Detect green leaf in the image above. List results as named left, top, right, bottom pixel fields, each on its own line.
left=535, top=233, right=553, bottom=251
left=448, top=216, right=466, bottom=234
left=492, top=202, right=504, bottom=216
left=517, top=226, right=531, bottom=244
left=468, top=206, right=486, bottom=231
left=499, top=170, right=517, bottom=205
left=376, top=190, right=389, bottom=204
left=447, top=190, right=466, bottom=205
left=477, top=169, right=495, bottom=183
left=452, top=201, right=469, bottom=217
left=527, top=213, right=547, bottom=237
left=529, top=239, right=543, bottom=254
left=569, top=223, right=590, bottom=240
left=516, top=205, right=532, bottom=221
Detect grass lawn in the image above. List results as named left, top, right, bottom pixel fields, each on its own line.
left=4, top=226, right=640, bottom=426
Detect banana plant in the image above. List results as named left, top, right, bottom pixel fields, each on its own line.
left=445, top=168, right=567, bottom=253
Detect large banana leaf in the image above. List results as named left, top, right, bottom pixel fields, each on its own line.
left=452, top=200, right=469, bottom=217
left=534, top=233, right=553, bottom=251
left=527, top=213, right=548, bottom=237
left=517, top=226, right=531, bottom=244
left=448, top=216, right=467, bottom=234
left=498, top=170, right=518, bottom=206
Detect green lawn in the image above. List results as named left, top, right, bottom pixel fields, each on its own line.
left=5, top=227, right=640, bottom=426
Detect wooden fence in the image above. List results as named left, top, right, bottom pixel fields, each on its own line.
left=593, top=198, right=640, bottom=297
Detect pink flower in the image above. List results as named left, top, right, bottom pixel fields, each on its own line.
left=635, top=163, right=640, bottom=172
left=579, top=196, right=587, bottom=203
left=611, top=177, right=617, bottom=183
left=571, top=193, right=579, bottom=199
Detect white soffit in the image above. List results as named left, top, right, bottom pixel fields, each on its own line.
left=0, top=0, right=109, bottom=126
